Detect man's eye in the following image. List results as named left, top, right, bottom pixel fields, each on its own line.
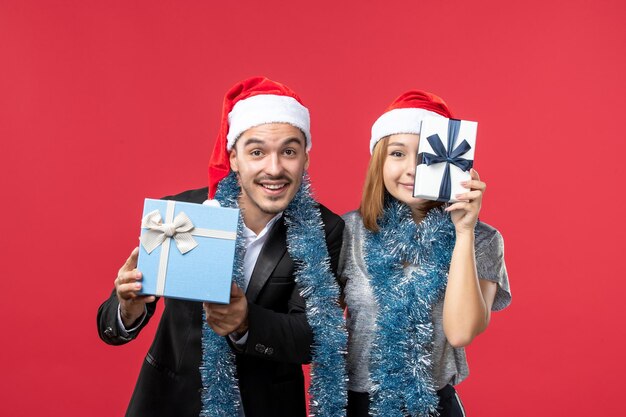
left=284, top=149, right=295, bottom=156
left=250, top=150, right=262, bottom=157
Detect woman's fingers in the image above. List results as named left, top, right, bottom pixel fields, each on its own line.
left=461, top=179, right=486, bottom=192
left=445, top=202, right=470, bottom=212
left=455, top=190, right=483, bottom=202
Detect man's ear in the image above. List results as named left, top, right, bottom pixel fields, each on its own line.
left=229, top=148, right=238, bottom=172
left=304, top=151, right=310, bottom=170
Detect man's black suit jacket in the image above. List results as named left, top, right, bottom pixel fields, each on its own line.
left=97, top=187, right=345, bottom=417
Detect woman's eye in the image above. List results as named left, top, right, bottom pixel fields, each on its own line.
left=390, top=151, right=404, bottom=157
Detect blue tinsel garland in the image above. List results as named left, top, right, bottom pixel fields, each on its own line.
left=200, top=171, right=347, bottom=417
left=199, top=172, right=246, bottom=417
left=364, top=198, right=456, bottom=417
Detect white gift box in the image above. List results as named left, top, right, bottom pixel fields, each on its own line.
left=414, top=116, right=478, bottom=203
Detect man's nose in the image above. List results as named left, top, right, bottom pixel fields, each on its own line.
left=264, top=153, right=283, bottom=176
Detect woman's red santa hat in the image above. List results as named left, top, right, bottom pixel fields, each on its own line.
left=369, top=90, right=453, bottom=154
left=207, top=76, right=311, bottom=200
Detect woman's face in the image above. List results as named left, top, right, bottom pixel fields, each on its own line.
left=382, top=133, right=427, bottom=208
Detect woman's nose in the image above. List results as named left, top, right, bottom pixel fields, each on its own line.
left=405, top=154, right=417, bottom=176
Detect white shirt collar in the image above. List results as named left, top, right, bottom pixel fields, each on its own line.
left=242, top=212, right=283, bottom=241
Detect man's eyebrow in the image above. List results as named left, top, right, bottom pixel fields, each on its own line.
left=241, top=136, right=305, bottom=148
left=282, top=137, right=305, bottom=147
left=241, top=138, right=264, bottom=147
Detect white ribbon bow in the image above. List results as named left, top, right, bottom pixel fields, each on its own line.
left=140, top=210, right=199, bottom=254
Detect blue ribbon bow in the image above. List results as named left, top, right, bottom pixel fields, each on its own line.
left=419, top=119, right=473, bottom=202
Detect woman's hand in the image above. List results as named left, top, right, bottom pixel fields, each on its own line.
left=445, top=169, right=485, bottom=235
left=442, top=169, right=495, bottom=347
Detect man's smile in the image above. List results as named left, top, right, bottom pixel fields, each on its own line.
left=257, top=180, right=290, bottom=196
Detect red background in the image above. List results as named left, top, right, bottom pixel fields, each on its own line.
left=1, top=1, right=625, bottom=416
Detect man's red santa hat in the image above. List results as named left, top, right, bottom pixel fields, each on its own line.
left=369, top=90, right=453, bottom=154
left=207, top=76, right=311, bottom=199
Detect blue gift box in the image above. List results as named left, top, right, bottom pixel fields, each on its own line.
left=137, top=198, right=239, bottom=303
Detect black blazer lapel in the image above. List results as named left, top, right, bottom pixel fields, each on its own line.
left=245, top=218, right=287, bottom=303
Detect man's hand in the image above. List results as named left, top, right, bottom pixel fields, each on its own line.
left=115, top=247, right=155, bottom=328
left=203, top=282, right=248, bottom=337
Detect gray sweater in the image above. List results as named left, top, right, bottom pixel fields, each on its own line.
left=338, top=210, right=511, bottom=392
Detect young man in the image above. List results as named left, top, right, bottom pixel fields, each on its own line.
left=97, top=77, right=346, bottom=417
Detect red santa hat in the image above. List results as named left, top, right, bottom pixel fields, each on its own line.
left=369, top=90, right=453, bottom=154
left=207, top=76, right=311, bottom=199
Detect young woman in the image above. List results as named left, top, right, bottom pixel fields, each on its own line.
left=339, top=90, right=511, bottom=417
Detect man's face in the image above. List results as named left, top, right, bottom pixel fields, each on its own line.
left=230, top=123, right=309, bottom=220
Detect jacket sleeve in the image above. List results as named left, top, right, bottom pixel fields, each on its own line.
left=96, top=188, right=207, bottom=346
left=235, top=213, right=345, bottom=364
left=96, top=288, right=159, bottom=345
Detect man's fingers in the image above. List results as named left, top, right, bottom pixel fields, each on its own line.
left=120, top=293, right=155, bottom=306
left=204, top=306, right=228, bottom=331
left=115, top=270, right=142, bottom=287
left=117, top=282, right=143, bottom=300
left=204, top=302, right=230, bottom=316
left=206, top=319, right=231, bottom=336
left=206, top=314, right=238, bottom=336
left=231, top=282, right=244, bottom=298
left=140, top=295, right=156, bottom=304
left=204, top=301, right=243, bottom=324
left=207, top=310, right=226, bottom=321
left=119, top=247, right=140, bottom=273
left=203, top=302, right=225, bottom=319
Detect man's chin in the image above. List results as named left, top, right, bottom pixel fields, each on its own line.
left=256, top=194, right=294, bottom=214
left=258, top=202, right=289, bottom=215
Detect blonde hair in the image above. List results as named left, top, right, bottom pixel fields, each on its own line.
left=359, top=137, right=389, bottom=232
